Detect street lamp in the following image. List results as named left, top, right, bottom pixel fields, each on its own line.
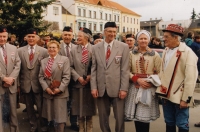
left=149, top=22, right=151, bottom=34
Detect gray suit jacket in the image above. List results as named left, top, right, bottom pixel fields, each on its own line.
left=39, top=54, right=71, bottom=99
left=90, top=40, right=129, bottom=97
left=70, top=44, right=92, bottom=88
left=18, top=45, right=48, bottom=93
left=59, top=42, right=76, bottom=57
left=0, top=43, right=21, bottom=95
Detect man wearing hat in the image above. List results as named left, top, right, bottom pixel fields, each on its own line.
left=156, top=24, right=198, bottom=132
left=70, top=27, right=96, bottom=132
left=18, top=28, right=48, bottom=132
left=91, top=22, right=129, bottom=132
left=125, top=34, right=135, bottom=51
left=93, top=34, right=103, bottom=45
left=0, top=26, right=21, bottom=132
left=59, top=26, right=78, bottom=131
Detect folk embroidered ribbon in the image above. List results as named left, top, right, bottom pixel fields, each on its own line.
left=81, top=46, right=88, bottom=64
left=44, top=58, right=54, bottom=78
left=29, top=46, right=34, bottom=65
left=106, top=45, right=111, bottom=65
left=1, top=46, right=7, bottom=65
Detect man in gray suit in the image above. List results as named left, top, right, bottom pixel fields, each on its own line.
left=0, top=26, right=21, bottom=132
left=18, top=28, right=48, bottom=132
left=91, top=22, right=129, bottom=132
left=59, top=26, right=79, bottom=131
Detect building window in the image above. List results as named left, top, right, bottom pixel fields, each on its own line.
left=89, top=23, right=92, bottom=30
left=137, top=29, right=138, bottom=32
left=70, top=23, right=73, bottom=28
left=109, top=14, right=111, bottom=21
left=83, top=22, right=86, bottom=28
left=117, top=25, right=119, bottom=32
left=123, top=26, right=125, bottom=33
left=123, top=16, right=125, bottom=22
left=127, top=27, right=129, bottom=32
left=127, top=17, right=129, bottom=23
left=100, top=12, right=103, bottom=19
left=137, top=19, right=138, bottom=24
left=94, top=23, right=96, bottom=31
left=198, top=23, right=200, bottom=27
left=100, top=24, right=103, bottom=31
left=53, top=6, right=59, bottom=15
left=78, top=22, right=81, bottom=29
left=134, top=18, right=135, bottom=24
left=162, top=25, right=166, bottom=28
left=93, top=11, right=96, bottom=19
left=83, top=9, right=86, bottom=17
left=131, top=18, right=132, bottom=23
left=130, top=28, right=132, bottom=33
left=118, top=16, right=119, bottom=22
left=105, top=13, right=107, bottom=20
left=63, top=22, right=66, bottom=28
left=134, top=28, right=135, bottom=33
left=89, top=10, right=91, bottom=18
left=114, top=15, right=116, bottom=22
left=78, top=8, right=81, bottom=16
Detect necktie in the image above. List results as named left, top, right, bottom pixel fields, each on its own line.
left=1, top=46, right=7, bottom=65
left=66, top=45, right=70, bottom=57
left=44, top=58, right=54, bottom=78
left=106, top=45, right=111, bottom=65
left=81, top=46, right=88, bottom=64
left=29, top=46, right=34, bottom=65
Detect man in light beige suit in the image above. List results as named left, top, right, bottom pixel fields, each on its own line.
left=91, top=22, right=129, bottom=132
left=0, top=26, right=21, bottom=132
left=18, top=28, right=48, bottom=132
left=58, top=26, right=79, bottom=131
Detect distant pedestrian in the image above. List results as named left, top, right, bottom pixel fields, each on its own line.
left=125, top=34, right=135, bottom=51
left=185, top=31, right=194, bottom=47
left=156, top=24, right=198, bottom=132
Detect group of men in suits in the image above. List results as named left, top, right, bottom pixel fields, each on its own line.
left=0, top=22, right=198, bottom=132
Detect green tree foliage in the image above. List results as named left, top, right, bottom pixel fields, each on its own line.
left=0, top=0, right=55, bottom=42
left=191, top=8, right=197, bottom=20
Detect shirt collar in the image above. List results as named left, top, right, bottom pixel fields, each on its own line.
left=28, top=44, right=36, bottom=50
left=104, top=40, right=114, bottom=48
left=81, top=43, right=89, bottom=48
left=64, top=42, right=71, bottom=48
left=49, top=54, right=57, bottom=59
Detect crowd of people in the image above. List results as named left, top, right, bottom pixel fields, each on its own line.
left=0, top=22, right=198, bottom=132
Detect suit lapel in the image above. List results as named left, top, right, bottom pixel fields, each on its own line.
left=97, top=42, right=106, bottom=69
left=32, top=45, right=39, bottom=65
left=0, top=44, right=6, bottom=69
left=23, top=45, right=31, bottom=68
left=51, top=54, right=60, bottom=74
left=77, top=45, right=82, bottom=64
left=106, top=41, right=118, bottom=68
left=59, top=43, right=65, bottom=56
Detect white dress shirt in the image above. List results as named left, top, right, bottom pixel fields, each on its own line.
left=164, top=47, right=178, bottom=70
left=104, top=40, right=114, bottom=56
left=28, top=45, right=36, bottom=54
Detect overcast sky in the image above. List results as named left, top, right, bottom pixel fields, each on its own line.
left=113, top=0, right=200, bottom=21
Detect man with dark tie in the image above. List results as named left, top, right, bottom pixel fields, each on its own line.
left=18, top=28, right=48, bottom=132
left=91, top=22, right=130, bottom=132
left=0, top=25, right=21, bottom=132
left=59, top=26, right=78, bottom=131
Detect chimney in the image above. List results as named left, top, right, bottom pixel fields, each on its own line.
left=171, top=18, right=173, bottom=21
left=150, top=18, right=152, bottom=21
left=155, top=18, right=157, bottom=20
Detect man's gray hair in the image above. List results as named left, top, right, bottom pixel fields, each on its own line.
left=169, top=32, right=181, bottom=42
left=82, top=31, right=91, bottom=42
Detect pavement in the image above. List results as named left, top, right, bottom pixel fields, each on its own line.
left=3, top=88, right=200, bottom=132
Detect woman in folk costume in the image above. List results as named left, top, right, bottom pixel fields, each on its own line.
left=39, top=40, right=71, bottom=132
left=70, top=27, right=96, bottom=132
left=125, top=30, right=162, bottom=132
